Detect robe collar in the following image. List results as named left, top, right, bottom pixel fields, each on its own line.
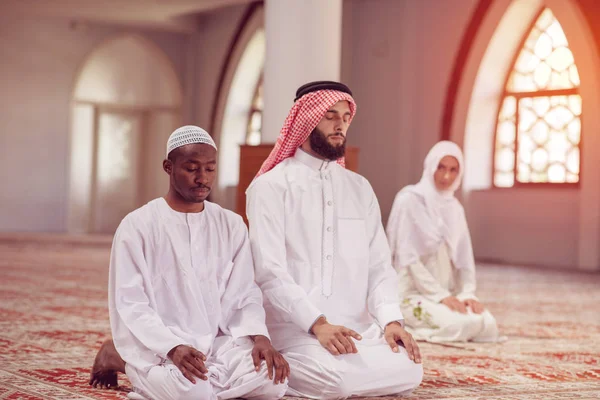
left=293, top=147, right=337, bottom=172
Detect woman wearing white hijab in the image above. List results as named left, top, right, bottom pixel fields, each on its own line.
left=386, top=141, right=499, bottom=343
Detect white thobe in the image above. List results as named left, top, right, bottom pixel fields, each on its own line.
left=108, top=198, right=286, bottom=400
left=246, top=149, right=423, bottom=399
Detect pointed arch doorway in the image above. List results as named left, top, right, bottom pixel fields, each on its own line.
left=68, top=35, right=182, bottom=234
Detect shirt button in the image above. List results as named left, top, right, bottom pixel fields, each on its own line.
left=326, top=255, right=332, bottom=260
left=327, top=201, right=333, bottom=206
left=327, top=226, right=332, bottom=232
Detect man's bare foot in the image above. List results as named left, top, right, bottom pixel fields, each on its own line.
left=89, top=339, right=126, bottom=389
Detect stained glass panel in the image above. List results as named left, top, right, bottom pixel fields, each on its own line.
left=506, top=9, right=579, bottom=92
left=494, top=8, right=581, bottom=187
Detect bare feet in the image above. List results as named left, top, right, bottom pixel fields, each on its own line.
left=89, top=339, right=126, bottom=389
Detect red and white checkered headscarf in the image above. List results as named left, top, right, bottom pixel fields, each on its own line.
left=254, top=89, right=357, bottom=178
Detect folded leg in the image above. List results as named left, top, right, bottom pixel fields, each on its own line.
left=283, top=339, right=422, bottom=399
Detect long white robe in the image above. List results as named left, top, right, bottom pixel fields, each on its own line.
left=246, top=149, right=423, bottom=399
left=386, top=141, right=500, bottom=343
left=108, top=198, right=286, bottom=400
left=397, top=240, right=499, bottom=342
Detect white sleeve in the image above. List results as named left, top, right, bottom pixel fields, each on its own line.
left=247, top=179, right=324, bottom=333
left=408, top=261, right=451, bottom=303
left=364, top=183, right=405, bottom=328
left=456, top=268, right=478, bottom=301
left=455, top=211, right=478, bottom=300
left=219, top=217, right=270, bottom=340
left=387, top=192, right=451, bottom=303
left=109, top=219, right=184, bottom=359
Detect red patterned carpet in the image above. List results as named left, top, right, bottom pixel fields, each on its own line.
left=1, top=235, right=599, bottom=399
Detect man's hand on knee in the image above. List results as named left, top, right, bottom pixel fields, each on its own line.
left=384, top=322, right=422, bottom=363
left=168, top=345, right=208, bottom=384
left=250, top=335, right=290, bottom=385
left=310, top=317, right=362, bottom=356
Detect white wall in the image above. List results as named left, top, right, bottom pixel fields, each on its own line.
left=342, top=0, right=479, bottom=226
left=67, top=35, right=183, bottom=233
left=193, top=5, right=248, bottom=129
left=467, top=189, right=579, bottom=267
left=0, top=14, right=187, bottom=232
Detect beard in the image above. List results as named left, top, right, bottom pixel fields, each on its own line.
left=309, top=127, right=346, bottom=161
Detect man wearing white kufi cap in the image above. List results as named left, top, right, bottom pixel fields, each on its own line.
left=89, top=126, right=289, bottom=400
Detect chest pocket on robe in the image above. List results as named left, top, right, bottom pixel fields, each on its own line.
left=337, top=218, right=369, bottom=263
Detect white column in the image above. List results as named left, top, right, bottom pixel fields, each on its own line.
left=262, top=0, right=343, bottom=142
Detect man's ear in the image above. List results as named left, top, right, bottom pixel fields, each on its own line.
left=163, top=159, right=172, bottom=174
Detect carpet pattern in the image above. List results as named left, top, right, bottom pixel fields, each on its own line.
left=1, top=236, right=599, bottom=399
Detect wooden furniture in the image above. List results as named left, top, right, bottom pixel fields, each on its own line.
left=236, top=145, right=359, bottom=223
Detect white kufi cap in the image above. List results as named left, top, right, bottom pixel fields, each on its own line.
left=166, top=125, right=217, bottom=158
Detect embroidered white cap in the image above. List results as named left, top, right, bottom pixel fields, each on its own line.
left=166, top=125, right=217, bottom=158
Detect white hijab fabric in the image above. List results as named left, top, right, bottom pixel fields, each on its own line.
left=387, top=141, right=475, bottom=271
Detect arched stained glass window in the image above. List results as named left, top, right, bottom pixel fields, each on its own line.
left=494, top=8, right=581, bottom=187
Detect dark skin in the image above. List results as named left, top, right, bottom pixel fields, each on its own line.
left=162, top=144, right=217, bottom=212
left=89, top=339, right=126, bottom=389
left=89, top=143, right=289, bottom=388
left=169, top=335, right=289, bottom=385
left=251, top=335, right=290, bottom=384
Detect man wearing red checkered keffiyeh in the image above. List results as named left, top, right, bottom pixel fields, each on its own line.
left=254, top=83, right=356, bottom=178
left=247, top=81, right=423, bottom=399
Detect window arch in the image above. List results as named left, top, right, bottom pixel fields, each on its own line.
left=210, top=2, right=265, bottom=210
left=246, top=76, right=263, bottom=146
left=493, top=8, right=581, bottom=187
left=68, top=34, right=182, bottom=233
